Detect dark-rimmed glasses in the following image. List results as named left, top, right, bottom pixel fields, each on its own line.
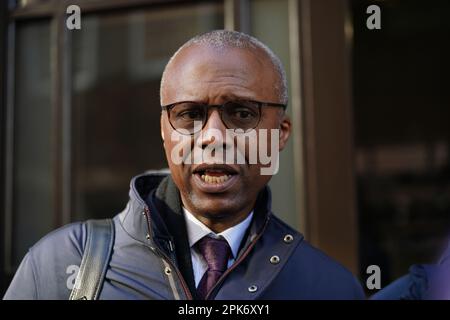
left=161, top=100, right=287, bottom=135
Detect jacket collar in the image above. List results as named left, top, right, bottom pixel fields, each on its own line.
left=119, top=171, right=272, bottom=251
left=118, top=171, right=168, bottom=246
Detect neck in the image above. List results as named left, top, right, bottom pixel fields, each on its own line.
left=195, top=211, right=251, bottom=234
left=181, top=200, right=255, bottom=233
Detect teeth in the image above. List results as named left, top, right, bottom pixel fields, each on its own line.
left=200, top=174, right=231, bottom=184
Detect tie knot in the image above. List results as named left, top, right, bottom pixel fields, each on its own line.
left=196, top=236, right=231, bottom=272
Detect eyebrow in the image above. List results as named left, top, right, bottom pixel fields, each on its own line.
left=200, top=94, right=258, bottom=104
left=162, top=94, right=259, bottom=107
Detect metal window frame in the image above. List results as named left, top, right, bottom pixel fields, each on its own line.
left=224, top=0, right=250, bottom=33
left=3, top=18, right=16, bottom=277
left=297, top=0, right=358, bottom=273
left=0, top=0, right=12, bottom=287
left=287, top=0, right=307, bottom=237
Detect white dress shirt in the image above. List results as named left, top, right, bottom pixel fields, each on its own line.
left=183, top=207, right=254, bottom=287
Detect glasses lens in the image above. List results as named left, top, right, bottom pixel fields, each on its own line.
left=169, top=102, right=206, bottom=134
left=223, top=101, right=260, bottom=131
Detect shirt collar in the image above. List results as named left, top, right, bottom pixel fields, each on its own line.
left=183, top=207, right=254, bottom=259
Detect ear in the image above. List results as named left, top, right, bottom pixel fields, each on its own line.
left=278, top=114, right=291, bottom=151
left=160, top=114, right=165, bottom=143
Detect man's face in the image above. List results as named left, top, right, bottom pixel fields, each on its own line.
left=160, top=45, right=290, bottom=229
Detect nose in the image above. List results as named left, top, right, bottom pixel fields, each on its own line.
left=204, top=109, right=225, bottom=131
left=196, top=108, right=229, bottom=151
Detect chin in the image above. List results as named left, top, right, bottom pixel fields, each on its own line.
left=191, top=197, right=243, bottom=218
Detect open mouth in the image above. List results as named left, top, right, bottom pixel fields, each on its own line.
left=192, top=164, right=239, bottom=186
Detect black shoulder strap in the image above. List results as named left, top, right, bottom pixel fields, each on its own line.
left=69, top=219, right=115, bottom=300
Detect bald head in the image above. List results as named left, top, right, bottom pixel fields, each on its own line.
left=160, top=30, right=288, bottom=106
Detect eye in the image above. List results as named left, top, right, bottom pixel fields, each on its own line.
left=179, top=109, right=203, bottom=120
left=225, top=101, right=259, bottom=120
left=235, top=109, right=253, bottom=119
left=173, top=103, right=205, bottom=121
left=227, top=104, right=258, bottom=121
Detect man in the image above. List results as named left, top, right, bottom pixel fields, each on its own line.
left=4, top=30, right=365, bottom=300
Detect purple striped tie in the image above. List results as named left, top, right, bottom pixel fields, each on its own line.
left=196, top=236, right=231, bottom=299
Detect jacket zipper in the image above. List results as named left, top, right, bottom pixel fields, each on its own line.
left=205, top=214, right=271, bottom=300
left=138, top=186, right=271, bottom=300
left=143, top=206, right=194, bottom=300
